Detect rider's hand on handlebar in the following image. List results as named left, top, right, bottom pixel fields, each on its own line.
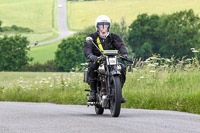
left=87, top=54, right=98, bottom=62
left=121, top=54, right=128, bottom=59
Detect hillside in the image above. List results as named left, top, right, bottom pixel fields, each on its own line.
left=0, top=0, right=58, bottom=44
left=68, top=0, right=200, bottom=30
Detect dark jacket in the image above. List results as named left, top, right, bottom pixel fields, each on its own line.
left=83, top=32, right=127, bottom=58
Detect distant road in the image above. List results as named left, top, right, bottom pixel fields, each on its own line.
left=29, top=0, right=74, bottom=47
left=0, top=102, right=200, bottom=133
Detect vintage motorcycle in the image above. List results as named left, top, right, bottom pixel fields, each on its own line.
left=83, top=37, right=133, bottom=117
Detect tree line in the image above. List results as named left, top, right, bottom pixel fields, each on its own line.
left=1, top=9, right=200, bottom=71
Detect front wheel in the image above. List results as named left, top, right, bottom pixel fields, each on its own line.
left=110, top=76, right=122, bottom=117
left=95, top=105, right=104, bottom=115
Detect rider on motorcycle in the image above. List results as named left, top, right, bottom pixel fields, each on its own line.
left=83, top=15, right=128, bottom=103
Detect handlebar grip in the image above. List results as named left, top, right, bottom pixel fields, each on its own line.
left=120, top=56, right=133, bottom=63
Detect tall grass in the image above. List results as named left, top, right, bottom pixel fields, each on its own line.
left=0, top=72, right=88, bottom=104
left=122, top=56, right=200, bottom=114
left=0, top=55, right=200, bottom=114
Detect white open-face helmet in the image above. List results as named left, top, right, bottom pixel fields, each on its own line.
left=95, top=15, right=111, bottom=31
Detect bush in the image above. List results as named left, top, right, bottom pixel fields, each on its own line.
left=55, top=35, right=87, bottom=72
left=25, top=60, right=58, bottom=72
left=2, top=25, right=33, bottom=33
left=0, top=35, right=32, bottom=71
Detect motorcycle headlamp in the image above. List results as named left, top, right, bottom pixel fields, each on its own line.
left=117, top=64, right=122, bottom=71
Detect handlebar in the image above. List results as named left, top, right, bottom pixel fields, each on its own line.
left=87, top=55, right=133, bottom=64
left=119, top=55, right=133, bottom=63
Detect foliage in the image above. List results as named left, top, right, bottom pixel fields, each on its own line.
left=2, top=25, right=33, bottom=33
left=110, top=17, right=128, bottom=42
left=55, top=35, right=87, bottom=72
left=76, top=25, right=96, bottom=36
left=25, top=60, right=58, bottom=72
left=0, top=35, right=32, bottom=71
left=128, top=9, right=200, bottom=59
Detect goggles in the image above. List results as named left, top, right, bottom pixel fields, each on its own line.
left=97, top=22, right=110, bottom=29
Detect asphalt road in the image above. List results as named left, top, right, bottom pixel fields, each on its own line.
left=0, top=102, right=200, bottom=133
left=29, top=0, right=74, bottom=47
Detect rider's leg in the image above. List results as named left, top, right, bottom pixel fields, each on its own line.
left=88, top=62, right=99, bottom=102
left=119, top=63, right=127, bottom=103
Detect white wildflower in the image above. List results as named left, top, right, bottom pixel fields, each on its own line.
left=166, top=59, right=171, bottom=62
left=140, top=76, right=144, bottom=79
left=150, top=57, right=160, bottom=60
left=154, top=63, right=159, bottom=66
left=191, top=48, right=195, bottom=51
left=192, top=50, right=199, bottom=53
left=19, top=80, right=23, bottom=83
left=44, top=81, right=49, bottom=84
left=148, top=64, right=156, bottom=67
left=144, top=60, right=150, bottom=63
left=133, top=68, right=137, bottom=71
left=186, top=58, right=192, bottom=61
left=150, top=70, right=156, bottom=73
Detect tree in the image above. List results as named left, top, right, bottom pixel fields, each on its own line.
left=128, top=13, right=161, bottom=58
left=0, top=35, right=32, bottom=71
left=111, top=17, right=128, bottom=42
left=127, top=9, right=200, bottom=59
left=55, top=35, right=87, bottom=72
left=158, top=9, right=200, bottom=58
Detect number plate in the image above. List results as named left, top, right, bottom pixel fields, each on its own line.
left=108, top=57, right=117, bottom=65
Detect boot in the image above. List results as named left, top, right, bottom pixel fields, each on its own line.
left=121, top=96, right=126, bottom=103
left=88, top=81, right=97, bottom=102
left=88, top=91, right=96, bottom=102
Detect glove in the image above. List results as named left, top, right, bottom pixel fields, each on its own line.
left=121, top=54, right=128, bottom=59
left=87, top=54, right=98, bottom=62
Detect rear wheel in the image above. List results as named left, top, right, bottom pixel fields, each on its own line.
left=110, top=76, right=122, bottom=117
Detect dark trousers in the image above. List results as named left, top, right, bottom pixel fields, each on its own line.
left=88, top=62, right=126, bottom=91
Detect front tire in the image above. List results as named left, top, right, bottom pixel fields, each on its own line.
left=110, top=76, right=122, bottom=117
left=95, top=105, right=104, bottom=115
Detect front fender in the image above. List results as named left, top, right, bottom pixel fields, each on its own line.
left=110, top=70, right=121, bottom=76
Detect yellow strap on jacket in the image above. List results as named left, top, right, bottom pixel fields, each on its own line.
left=97, top=37, right=104, bottom=51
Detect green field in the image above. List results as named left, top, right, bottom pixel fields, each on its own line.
left=68, top=0, right=200, bottom=30
left=0, top=0, right=58, bottom=44
left=29, top=40, right=62, bottom=63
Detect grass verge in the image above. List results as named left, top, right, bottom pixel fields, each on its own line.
left=0, top=67, right=200, bottom=114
